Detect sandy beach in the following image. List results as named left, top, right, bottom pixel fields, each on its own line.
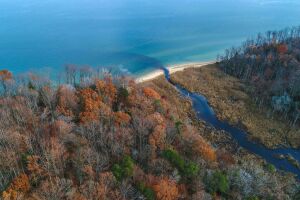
left=135, top=61, right=215, bottom=83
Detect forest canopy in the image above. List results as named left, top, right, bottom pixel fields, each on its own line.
left=218, top=26, right=300, bottom=126
left=0, top=67, right=220, bottom=200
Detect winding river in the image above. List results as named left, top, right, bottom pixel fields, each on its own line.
left=161, top=67, right=300, bottom=179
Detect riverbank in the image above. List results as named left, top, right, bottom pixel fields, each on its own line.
left=135, top=61, right=215, bottom=83
left=170, top=64, right=300, bottom=149
left=141, top=68, right=299, bottom=198
left=137, top=61, right=300, bottom=148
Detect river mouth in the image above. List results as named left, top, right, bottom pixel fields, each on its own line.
left=161, top=67, right=300, bottom=180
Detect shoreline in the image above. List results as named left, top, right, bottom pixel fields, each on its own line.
left=135, top=61, right=215, bottom=83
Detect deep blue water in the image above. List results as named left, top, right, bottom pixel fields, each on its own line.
left=162, top=67, right=300, bottom=179
left=1, top=0, right=300, bottom=77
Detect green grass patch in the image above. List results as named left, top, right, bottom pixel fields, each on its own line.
left=162, top=149, right=199, bottom=179
left=112, top=155, right=134, bottom=181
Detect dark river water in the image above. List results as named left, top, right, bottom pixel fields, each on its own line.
left=161, top=67, right=300, bottom=180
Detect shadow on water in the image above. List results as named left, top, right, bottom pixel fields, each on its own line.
left=161, top=67, right=300, bottom=179
left=16, top=52, right=165, bottom=79
left=100, top=52, right=164, bottom=74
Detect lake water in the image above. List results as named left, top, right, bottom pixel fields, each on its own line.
left=1, top=0, right=300, bottom=77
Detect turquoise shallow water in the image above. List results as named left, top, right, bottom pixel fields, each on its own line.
left=1, top=0, right=300, bottom=77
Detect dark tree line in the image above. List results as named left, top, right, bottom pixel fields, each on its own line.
left=218, top=26, right=300, bottom=126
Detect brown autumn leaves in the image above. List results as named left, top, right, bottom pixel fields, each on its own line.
left=0, top=70, right=216, bottom=200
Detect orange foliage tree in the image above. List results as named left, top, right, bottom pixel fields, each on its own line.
left=2, top=173, right=30, bottom=200
left=143, top=87, right=161, bottom=100
left=78, top=88, right=102, bottom=123
left=192, top=138, right=216, bottom=162
left=152, top=177, right=179, bottom=200
left=56, top=85, right=78, bottom=117
left=26, top=155, right=45, bottom=183
left=149, top=125, right=166, bottom=152
left=146, top=112, right=165, bottom=126
left=114, top=111, right=131, bottom=126
left=182, top=126, right=216, bottom=162
left=0, top=70, right=12, bottom=81
left=95, top=77, right=117, bottom=105
left=146, top=112, right=166, bottom=158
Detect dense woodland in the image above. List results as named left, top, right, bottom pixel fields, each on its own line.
left=218, top=26, right=300, bottom=127
left=0, top=66, right=299, bottom=200
left=0, top=68, right=213, bottom=200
